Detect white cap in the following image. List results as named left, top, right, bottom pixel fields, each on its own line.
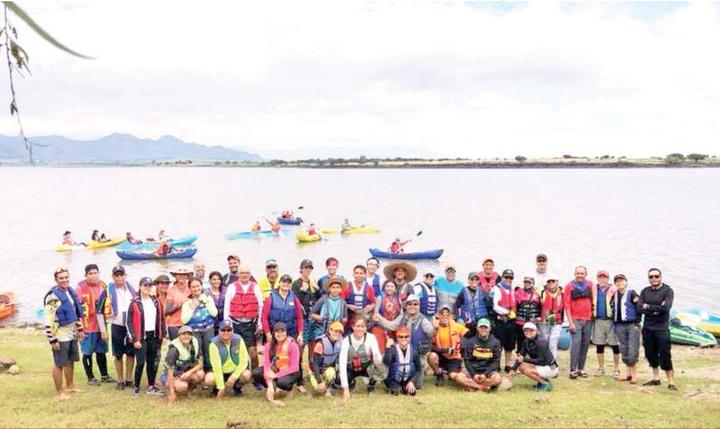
left=545, top=273, right=559, bottom=282
left=523, top=322, right=538, bottom=331
left=404, top=294, right=420, bottom=305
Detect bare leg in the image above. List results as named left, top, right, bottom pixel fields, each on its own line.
left=665, top=369, right=675, bottom=385
left=266, top=381, right=285, bottom=406
left=613, top=353, right=620, bottom=374
left=449, top=372, right=483, bottom=390
left=249, top=346, right=258, bottom=369
left=503, top=350, right=513, bottom=369
left=114, top=357, right=124, bottom=383
left=64, top=365, right=79, bottom=392
left=125, top=356, right=135, bottom=383
left=597, top=352, right=605, bottom=371
left=427, top=352, right=440, bottom=374
left=519, top=363, right=545, bottom=383
left=52, top=366, right=66, bottom=398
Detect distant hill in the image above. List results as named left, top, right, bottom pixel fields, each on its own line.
left=0, top=133, right=262, bottom=163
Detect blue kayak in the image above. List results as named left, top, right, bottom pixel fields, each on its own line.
left=277, top=216, right=303, bottom=225
left=226, top=230, right=283, bottom=240
left=368, top=248, right=443, bottom=260
left=116, top=248, right=198, bottom=260
left=116, top=235, right=198, bottom=250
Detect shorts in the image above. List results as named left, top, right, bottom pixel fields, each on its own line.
left=80, top=332, right=108, bottom=355
left=439, top=355, right=462, bottom=374
left=111, top=324, right=135, bottom=358
left=592, top=319, right=619, bottom=346
left=160, top=367, right=185, bottom=386
left=52, top=340, right=79, bottom=368
left=492, top=320, right=517, bottom=351
left=535, top=364, right=559, bottom=379
left=232, top=320, right=257, bottom=347
left=167, top=326, right=180, bottom=341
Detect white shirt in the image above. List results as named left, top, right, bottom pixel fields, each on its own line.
left=339, top=332, right=382, bottom=389
left=492, top=283, right=512, bottom=316
left=112, top=285, right=133, bottom=326
left=141, top=297, right=156, bottom=333
left=223, top=281, right=264, bottom=322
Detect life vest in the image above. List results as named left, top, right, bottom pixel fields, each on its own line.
left=478, top=272, right=499, bottom=293
left=368, top=274, right=382, bottom=297
left=271, top=339, right=293, bottom=372
left=314, top=296, right=346, bottom=336
left=229, top=282, right=259, bottom=319
left=212, top=334, right=243, bottom=366
left=435, top=323, right=463, bottom=359
left=613, top=289, right=638, bottom=323
left=346, top=283, right=371, bottom=308
left=388, top=344, right=415, bottom=382
left=76, top=280, right=106, bottom=330
left=155, top=242, right=171, bottom=256
left=320, top=336, right=341, bottom=368
left=405, top=317, right=431, bottom=353
left=186, top=299, right=215, bottom=331
left=390, top=242, right=401, bottom=253
left=515, top=287, right=541, bottom=324
left=348, top=333, right=373, bottom=372
left=47, top=286, right=83, bottom=326
left=492, top=283, right=516, bottom=315
left=540, top=287, right=564, bottom=324
left=269, top=290, right=298, bottom=336
left=459, top=287, right=488, bottom=321
left=169, top=337, right=200, bottom=370
left=418, top=283, right=438, bottom=317
left=593, top=286, right=614, bottom=319
left=104, top=282, right=138, bottom=318
left=570, top=280, right=593, bottom=300
left=258, top=277, right=280, bottom=299
left=378, top=293, right=401, bottom=320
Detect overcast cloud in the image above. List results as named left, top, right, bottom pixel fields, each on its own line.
left=1, top=1, right=719, bottom=159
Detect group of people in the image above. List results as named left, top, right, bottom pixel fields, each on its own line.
left=62, top=229, right=169, bottom=246
left=43, top=253, right=677, bottom=405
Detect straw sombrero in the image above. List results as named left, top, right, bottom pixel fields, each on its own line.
left=383, top=261, right=417, bottom=283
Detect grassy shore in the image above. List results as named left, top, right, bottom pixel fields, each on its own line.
left=1, top=327, right=719, bottom=428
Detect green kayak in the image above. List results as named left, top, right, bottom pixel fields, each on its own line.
left=669, top=318, right=717, bottom=348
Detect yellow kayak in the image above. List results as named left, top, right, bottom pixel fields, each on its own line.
left=320, top=226, right=379, bottom=235
left=57, top=236, right=126, bottom=252
left=296, top=231, right=322, bottom=243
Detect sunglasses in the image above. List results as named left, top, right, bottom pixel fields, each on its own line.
left=397, top=335, right=410, bottom=339
left=141, top=283, right=152, bottom=287
left=648, top=274, right=661, bottom=279
left=113, top=272, right=126, bottom=276
left=220, top=328, right=233, bottom=332
left=266, top=265, right=278, bottom=269
left=503, top=276, right=514, bottom=279
left=446, top=269, right=456, bottom=273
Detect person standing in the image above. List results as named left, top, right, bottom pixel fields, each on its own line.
left=414, top=272, right=439, bottom=319
left=75, top=264, right=114, bottom=385
left=261, top=274, right=304, bottom=345
left=435, top=264, right=465, bottom=312
left=384, top=261, right=416, bottom=301
left=342, top=265, right=376, bottom=329
left=193, top=261, right=208, bottom=287
left=592, top=270, right=620, bottom=377
left=126, top=277, right=165, bottom=397
left=224, top=265, right=264, bottom=368
left=563, top=266, right=593, bottom=379
left=455, top=272, right=489, bottom=329
left=611, top=274, right=641, bottom=383
left=165, top=268, right=192, bottom=340
left=514, top=275, right=542, bottom=353
left=204, top=271, right=226, bottom=335
left=258, top=259, right=281, bottom=299
left=181, top=277, right=218, bottom=372
left=366, top=258, right=382, bottom=297
left=223, top=255, right=241, bottom=285
left=318, top=257, right=344, bottom=289
left=539, top=274, right=564, bottom=362
left=638, top=268, right=676, bottom=390
left=97, top=265, right=138, bottom=390
left=490, top=269, right=517, bottom=372
left=292, top=259, right=322, bottom=380
left=478, top=258, right=501, bottom=293
left=532, top=254, right=550, bottom=292
left=44, top=267, right=85, bottom=400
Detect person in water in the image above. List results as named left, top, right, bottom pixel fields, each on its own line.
left=250, top=221, right=262, bottom=233
left=389, top=238, right=410, bottom=254
left=125, top=232, right=142, bottom=245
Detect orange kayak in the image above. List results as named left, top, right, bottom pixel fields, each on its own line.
left=0, top=292, right=16, bottom=320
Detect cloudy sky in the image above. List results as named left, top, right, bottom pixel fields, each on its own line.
left=1, top=1, right=719, bottom=159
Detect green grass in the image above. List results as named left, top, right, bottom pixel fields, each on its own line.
left=1, top=328, right=720, bottom=428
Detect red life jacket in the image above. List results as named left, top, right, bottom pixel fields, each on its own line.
left=478, top=272, right=499, bottom=293
left=229, top=282, right=259, bottom=319
left=496, top=284, right=516, bottom=312
left=540, top=287, right=564, bottom=324
left=390, top=242, right=400, bottom=253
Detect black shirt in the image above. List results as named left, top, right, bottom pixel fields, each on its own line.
left=519, top=335, right=556, bottom=367
left=461, top=334, right=502, bottom=376
left=638, top=283, right=674, bottom=331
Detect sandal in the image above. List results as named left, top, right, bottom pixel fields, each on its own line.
left=594, top=368, right=605, bottom=377
left=612, top=370, right=621, bottom=379
left=579, top=370, right=589, bottom=378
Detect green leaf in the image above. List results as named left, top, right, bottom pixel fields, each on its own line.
left=3, top=2, right=93, bottom=59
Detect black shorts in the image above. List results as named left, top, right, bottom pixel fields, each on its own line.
left=492, top=320, right=517, bottom=351
left=167, top=326, right=180, bottom=341
left=52, top=340, right=79, bottom=368
left=111, top=324, right=135, bottom=358
left=232, top=320, right=257, bottom=347
left=439, top=356, right=462, bottom=374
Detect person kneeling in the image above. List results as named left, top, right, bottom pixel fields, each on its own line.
left=462, top=318, right=508, bottom=393
left=339, top=318, right=388, bottom=402
left=310, top=321, right=344, bottom=396
left=163, top=326, right=205, bottom=404
left=515, top=322, right=558, bottom=391
left=204, top=320, right=251, bottom=400
left=252, top=322, right=302, bottom=406
left=383, top=326, right=421, bottom=396
left=427, top=306, right=483, bottom=391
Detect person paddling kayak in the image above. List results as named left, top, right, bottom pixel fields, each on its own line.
left=307, top=223, right=318, bottom=236
left=250, top=221, right=262, bottom=233
left=126, top=232, right=142, bottom=245
left=154, top=239, right=176, bottom=256
left=281, top=210, right=294, bottom=220
left=390, top=238, right=410, bottom=254
left=341, top=219, right=352, bottom=232
left=264, top=219, right=282, bottom=233
left=91, top=229, right=110, bottom=243
left=63, top=231, right=86, bottom=246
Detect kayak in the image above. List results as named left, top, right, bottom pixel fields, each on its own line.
left=0, top=292, right=16, bottom=321
left=116, top=248, right=198, bottom=260
left=226, top=230, right=282, bottom=240
left=669, top=318, right=717, bottom=347
left=277, top=216, right=303, bottom=225
left=116, top=235, right=198, bottom=250
left=558, top=326, right=571, bottom=351
left=674, top=308, right=720, bottom=337
left=368, top=248, right=443, bottom=260
left=296, top=231, right=321, bottom=243
left=56, top=235, right=126, bottom=252
left=321, top=226, right=380, bottom=235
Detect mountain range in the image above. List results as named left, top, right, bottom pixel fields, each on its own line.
left=0, top=133, right=262, bottom=163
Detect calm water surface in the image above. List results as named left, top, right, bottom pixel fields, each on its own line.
left=1, top=167, right=718, bottom=323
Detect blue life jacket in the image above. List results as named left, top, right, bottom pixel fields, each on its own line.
left=346, top=283, right=371, bottom=308
left=47, top=286, right=83, bottom=326
left=388, top=344, right=416, bottom=382
left=187, top=301, right=216, bottom=332
left=614, top=289, right=638, bottom=323
left=320, top=335, right=341, bottom=368
left=459, top=287, right=488, bottom=321
left=417, top=283, right=438, bottom=317
left=368, top=274, right=382, bottom=297
left=405, top=317, right=431, bottom=353
left=211, top=334, right=243, bottom=366
left=269, top=290, right=298, bottom=337
left=570, top=280, right=592, bottom=300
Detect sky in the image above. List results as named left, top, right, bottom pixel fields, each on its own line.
left=1, top=1, right=719, bottom=159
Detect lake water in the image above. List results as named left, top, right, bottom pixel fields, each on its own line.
left=1, top=166, right=718, bottom=323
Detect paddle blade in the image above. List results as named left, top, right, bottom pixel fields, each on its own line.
left=297, top=206, right=304, bottom=210
left=416, top=230, right=423, bottom=236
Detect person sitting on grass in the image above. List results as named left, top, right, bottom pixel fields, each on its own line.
left=339, top=317, right=388, bottom=402
left=310, top=321, right=345, bottom=397
left=204, top=320, right=251, bottom=400
left=461, top=317, right=507, bottom=392
left=252, top=322, right=302, bottom=407
left=515, top=322, right=558, bottom=391
left=427, top=305, right=483, bottom=390
left=163, top=326, right=205, bottom=404
left=382, top=326, right=421, bottom=396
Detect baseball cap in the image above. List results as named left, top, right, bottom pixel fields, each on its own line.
left=438, top=304, right=452, bottom=314
left=404, top=294, right=420, bottom=305
left=614, top=274, right=627, bottom=282
left=424, top=272, right=435, bottom=278
left=502, top=269, right=514, bottom=278
left=218, top=320, right=233, bottom=330
left=154, top=274, right=171, bottom=284
left=280, top=274, right=292, bottom=283
left=597, top=270, right=610, bottom=278
left=139, top=277, right=153, bottom=286
left=545, top=273, right=559, bottom=282
left=300, top=259, right=314, bottom=269
left=468, top=271, right=480, bottom=280
left=226, top=254, right=240, bottom=262
left=523, top=322, right=538, bottom=331
left=178, top=326, right=193, bottom=335
left=266, top=259, right=278, bottom=267
left=482, top=257, right=494, bottom=264
left=445, top=263, right=457, bottom=272
left=476, top=318, right=491, bottom=328
left=112, top=265, right=125, bottom=275
left=366, top=257, right=380, bottom=266
left=329, top=321, right=344, bottom=332
left=272, top=322, right=288, bottom=332
left=536, top=254, right=548, bottom=262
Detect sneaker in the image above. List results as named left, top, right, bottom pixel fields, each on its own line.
left=435, top=374, right=445, bottom=387
left=100, top=375, right=117, bottom=383
left=569, top=371, right=578, bottom=380
left=533, top=382, right=542, bottom=389
left=324, top=390, right=333, bottom=398
left=115, top=382, right=125, bottom=391
left=668, top=384, right=678, bottom=391
left=504, top=365, right=512, bottom=374
left=537, top=382, right=553, bottom=392
left=594, top=368, right=605, bottom=377
left=132, top=387, right=140, bottom=397
left=252, top=380, right=265, bottom=391
left=124, top=380, right=133, bottom=388
left=146, top=386, right=163, bottom=396
left=233, top=386, right=244, bottom=397
left=367, top=382, right=376, bottom=394
left=87, top=378, right=101, bottom=386
left=579, top=370, right=589, bottom=378
left=643, top=379, right=661, bottom=386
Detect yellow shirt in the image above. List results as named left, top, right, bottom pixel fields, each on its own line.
left=258, top=277, right=280, bottom=300
left=434, top=321, right=468, bottom=360
left=208, top=337, right=250, bottom=390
